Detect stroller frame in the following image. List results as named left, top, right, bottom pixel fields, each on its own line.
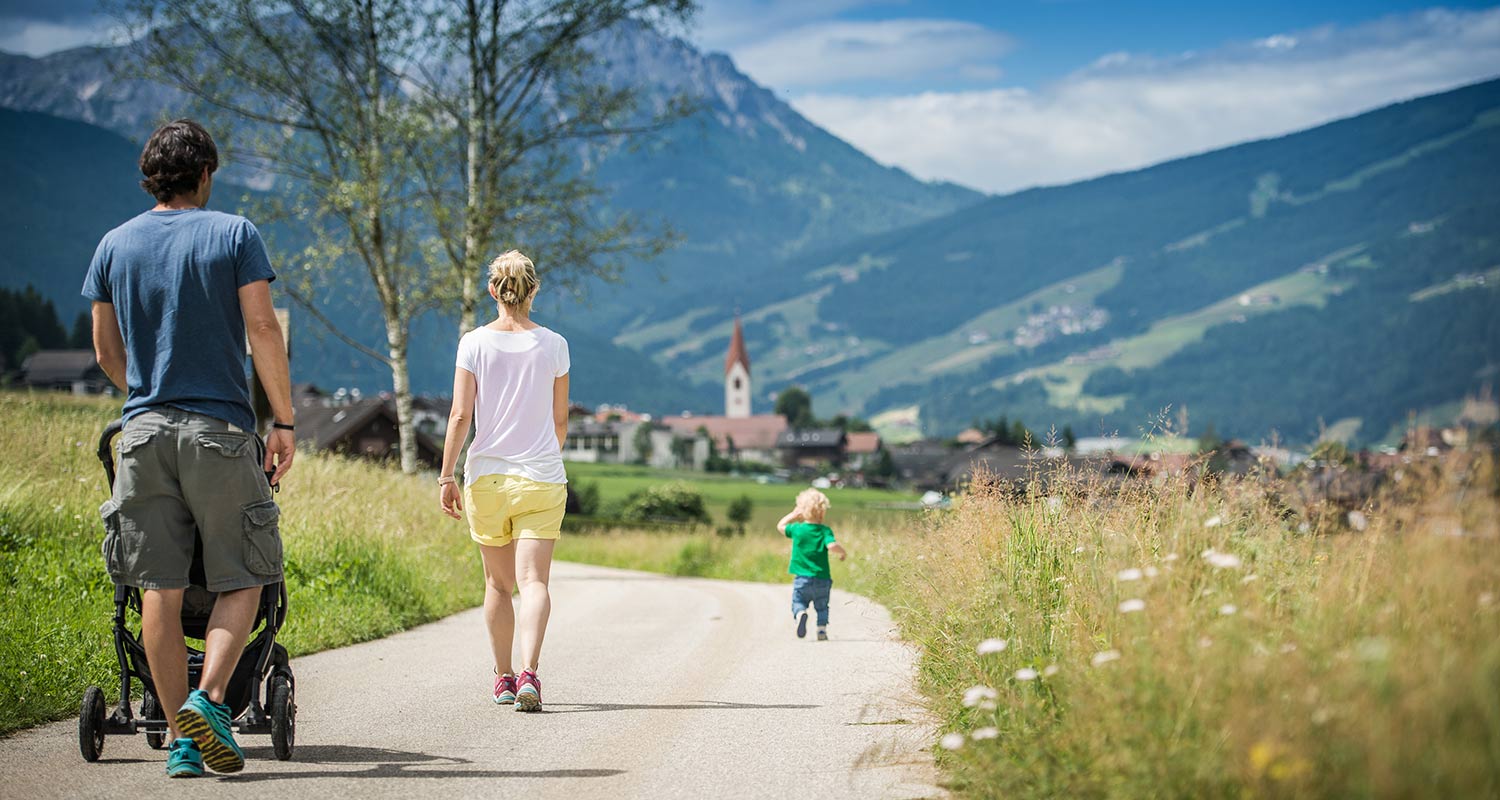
left=79, top=419, right=296, bottom=762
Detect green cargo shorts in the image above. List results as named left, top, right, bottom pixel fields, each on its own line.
left=99, top=408, right=283, bottom=592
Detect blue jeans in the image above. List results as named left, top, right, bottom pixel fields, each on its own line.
left=791, top=576, right=832, bottom=626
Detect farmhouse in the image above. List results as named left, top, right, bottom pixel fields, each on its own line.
left=660, top=315, right=787, bottom=464
left=17, top=350, right=112, bottom=394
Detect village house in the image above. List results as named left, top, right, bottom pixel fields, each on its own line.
left=777, top=428, right=847, bottom=469
left=292, top=386, right=444, bottom=468
left=17, top=350, right=113, bottom=394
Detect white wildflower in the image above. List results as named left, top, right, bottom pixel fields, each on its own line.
left=1219, top=604, right=1238, bottom=616
left=1204, top=550, right=1243, bottom=570
left=1163, top=553, right=1179, bottom=562
left=978, top=699, right=997, bottom=711
left=976, top=638, right=1008, bottom=656
left=1241, top=574, right=1258, bottom=584
left=1347, top=510, right=1369, bottom=531
left=1045, top=496, right=1063, bottom=511
left=971, top=727, right=999, bottom=741
left=1118, top=598, right=1146, bottom=613
left=1014, top=668, right=1039, bottom=681
left=962, top=685, right=998, bottom=708
left=939, top=732, right=966, bottom=751
left=1043, top=664, right=1060, bottom=677
left=1143, top=566, right=1160, bottom=578
left=1116, top=568, right=1143, bottom=582
left=1280, top=643, right=1298, bottom=654
left=1198, top=636, right=1214, bottom=649
left=1480, top=592, right=1496, bottom=609
left=1297, top=522, right=1311, bottom=533
left=1090, top=650, right=1121, bottom=667
left=1204, top=515, right=1223, bottom=528
left=1072, top=546, right=1086, bottom=554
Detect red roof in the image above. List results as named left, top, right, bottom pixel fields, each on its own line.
left=662, top=414, right=787, bottom=451
left=846, top=431, right=882, bottom=454
left=724, top=315, right=751, bottom=376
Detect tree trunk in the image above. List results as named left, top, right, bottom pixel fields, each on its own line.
left=385, top=318, right=418, bottom=474
left=460, top=0, right=483, bottom=338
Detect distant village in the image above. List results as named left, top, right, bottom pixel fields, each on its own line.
left=11, top=309, right=1498, bottom=497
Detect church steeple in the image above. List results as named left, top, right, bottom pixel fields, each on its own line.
left=724, top=315, right=751, bottom=418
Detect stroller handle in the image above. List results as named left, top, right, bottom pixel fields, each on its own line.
left=97, top=419, right=125, bottom=489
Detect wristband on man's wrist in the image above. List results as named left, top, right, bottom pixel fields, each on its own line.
left=272, top=422, right=295, bottom=431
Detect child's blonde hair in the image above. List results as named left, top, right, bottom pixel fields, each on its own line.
left=488, top=250, right=539, bottom=311
left=797, top=488, right=830, bottom=521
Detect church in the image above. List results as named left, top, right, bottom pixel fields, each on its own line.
left=661, top=316, right=789, bottom=465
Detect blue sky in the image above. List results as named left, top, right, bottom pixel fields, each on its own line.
left=4, top=1, right=1499, bottom=192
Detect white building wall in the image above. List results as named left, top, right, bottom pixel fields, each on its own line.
left=725, top=362, right=751, bottom=419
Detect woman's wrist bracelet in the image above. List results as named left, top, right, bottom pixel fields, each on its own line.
left=437, top=476, right=457, bottom=486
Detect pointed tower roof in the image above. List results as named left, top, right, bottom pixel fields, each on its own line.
left=724, top=315, right=751, bottom=376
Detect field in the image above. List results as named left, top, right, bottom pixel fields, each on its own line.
left=564, top=460, right=921, bottom=529
left=7, top=391, right=1499, bottom=799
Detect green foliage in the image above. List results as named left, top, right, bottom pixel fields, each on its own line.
left=726, top=494, right=753, bottom=534
left=574, top=481, right=602, bottom=516
left=631, top=423, right=655, bottom=464
left=0, top=285, right=70, bottom=373
left=775, top=386, right=816, bottom=428
left=619, top=482, right=712, bottom=525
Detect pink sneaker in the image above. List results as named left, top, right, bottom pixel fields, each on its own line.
left=494, top=673, right=517, bottom=705
left=515, top=670, right=542, bottom=712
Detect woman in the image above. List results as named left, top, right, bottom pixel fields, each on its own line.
left=439, top=250, right=570, bottom=712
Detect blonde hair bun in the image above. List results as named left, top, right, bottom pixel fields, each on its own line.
left=488, top=250, right=539, bottom=310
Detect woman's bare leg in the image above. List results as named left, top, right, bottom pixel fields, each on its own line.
left=515, top=539, right=556, bottom=671
left=479, top=542, right=517, bottom=675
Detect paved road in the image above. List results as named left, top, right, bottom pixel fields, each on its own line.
left=0, top=562, right=941, bottom=799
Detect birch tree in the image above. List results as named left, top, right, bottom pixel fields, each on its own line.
left=124, top=0, right=447, bottom=472
left=420, top=0, right=695, bottom=337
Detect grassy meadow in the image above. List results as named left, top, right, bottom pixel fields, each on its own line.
left=565, top=460, right=919, bottom=529
left=0, top=392, right=482, bottom=734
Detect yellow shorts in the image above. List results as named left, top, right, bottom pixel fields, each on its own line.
left=464, top=474, right=568, bottom=547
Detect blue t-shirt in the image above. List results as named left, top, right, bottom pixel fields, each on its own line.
left=81, top=209, right=276, bottom=431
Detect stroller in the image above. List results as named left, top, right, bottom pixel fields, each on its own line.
left=78, top=420, right=296, bottom=762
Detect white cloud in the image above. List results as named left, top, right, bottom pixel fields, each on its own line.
left=0, top=16, right=118, bottom=57
left=730, top=18, right=1011, bottom=91
left=790, top=8, right=1500, bottom=193
left=695, top=0, right=884, bottom=51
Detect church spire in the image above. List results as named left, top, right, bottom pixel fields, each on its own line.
left=724, top=314, right=751, bottom=376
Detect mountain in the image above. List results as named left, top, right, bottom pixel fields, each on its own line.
left=629, top=78, right=1500, bottom=446
left=0, top=24, right=980, bottom=407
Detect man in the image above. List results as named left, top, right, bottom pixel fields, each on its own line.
left=84, top=119, right=294, bottom=778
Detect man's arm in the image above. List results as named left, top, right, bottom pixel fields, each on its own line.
left=239, top=280, right=294, bottom=483
left=91, top=302, right=127, bottom=391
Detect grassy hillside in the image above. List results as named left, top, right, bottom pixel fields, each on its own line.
left=634, top=79, right=1500, bottom=445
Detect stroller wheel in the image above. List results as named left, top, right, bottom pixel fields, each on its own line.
left=79, top=686, right=106, bottom=762
left=141, top=691, right=166, bottom=750
left=268, top=674, right=295, bottom=761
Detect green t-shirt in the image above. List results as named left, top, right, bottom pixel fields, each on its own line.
left=785, top=522, right=836, bottom=578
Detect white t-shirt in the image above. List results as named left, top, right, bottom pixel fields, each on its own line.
left=456, top=325, right=570, bottom=485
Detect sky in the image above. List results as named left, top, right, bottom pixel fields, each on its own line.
left=4, top=1, right=1500, bottom=193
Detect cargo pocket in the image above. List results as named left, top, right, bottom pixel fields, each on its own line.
left=242, top=499, right=283, bottom=576
left=199, top=432, right=252, bottom=459
left=98, top=499, right=124, bottom=579
left=118, top=430, right=154, bottom=455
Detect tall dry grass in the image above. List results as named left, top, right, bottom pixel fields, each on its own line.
left=863, top=457, right=1500, bottom=798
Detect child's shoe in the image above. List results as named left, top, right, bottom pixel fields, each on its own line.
left=515, top=670, right=542, bottom=712
left=494, top=672, right=517, bottom=705
left=816, top=627, right=828, bottom=642
left=796, top=610, right=809, bottom=639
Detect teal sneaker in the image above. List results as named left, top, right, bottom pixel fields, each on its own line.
left=174, top=689, right=244, bottom=773
left=166, top=737, right=204, bottom=778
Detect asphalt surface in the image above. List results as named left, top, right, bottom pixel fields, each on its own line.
left=0, top=561, right=942, bottom=799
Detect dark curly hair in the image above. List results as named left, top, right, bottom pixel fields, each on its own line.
left=139, top=119, right=218, bottom=203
